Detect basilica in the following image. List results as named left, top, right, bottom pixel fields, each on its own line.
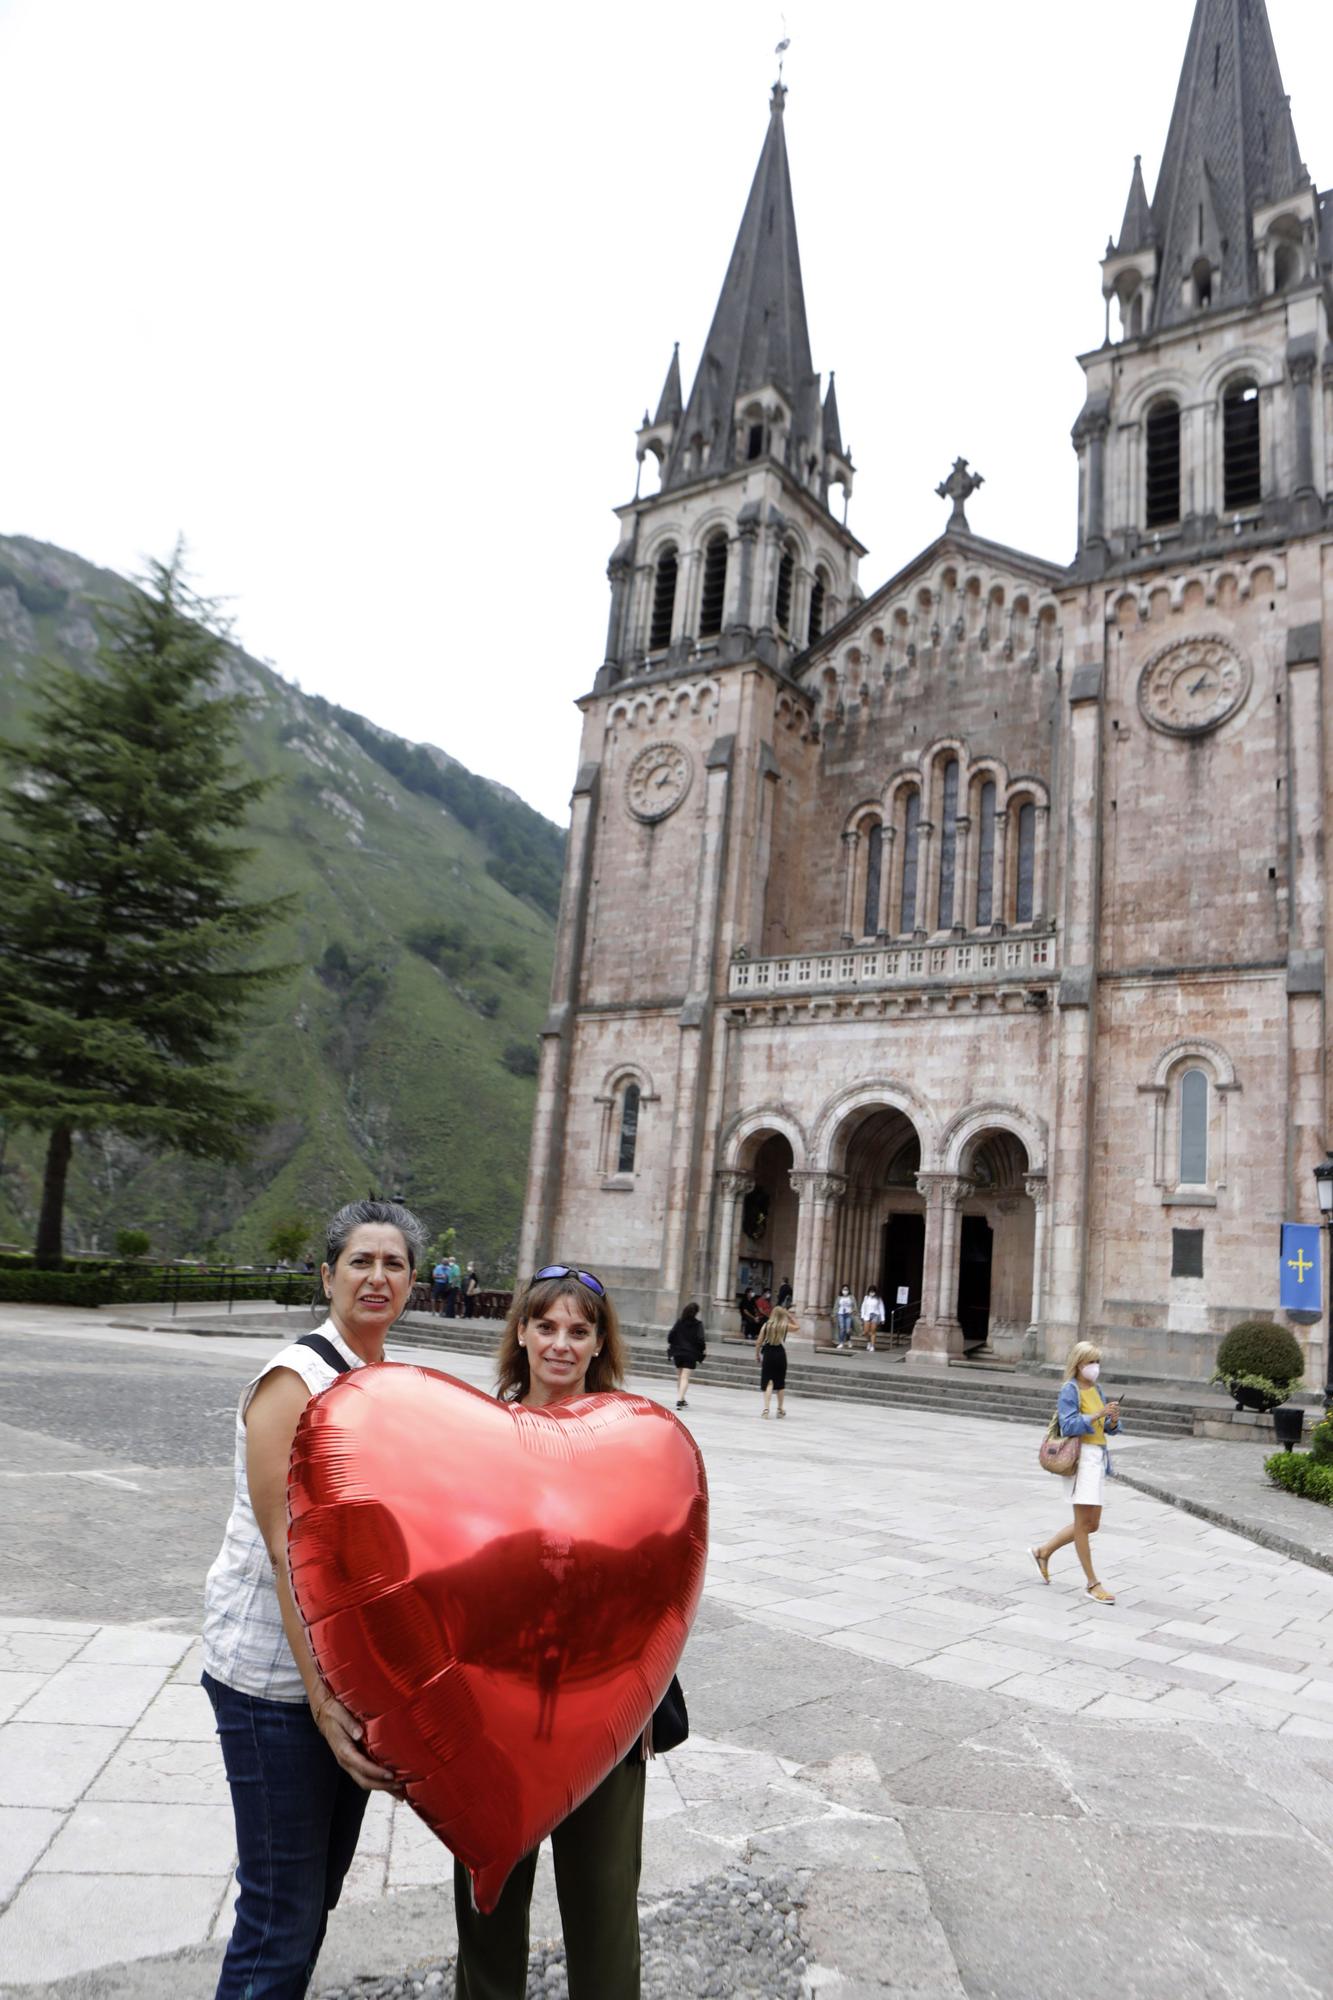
left=519, top=0, right=1333, bottom=1381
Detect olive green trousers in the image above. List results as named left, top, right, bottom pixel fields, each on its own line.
left=454, top=1758, right=645, bottom=2000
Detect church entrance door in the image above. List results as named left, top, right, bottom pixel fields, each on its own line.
left=956, top=1213, right=993, bottom=1347
left=882, top=1211, right=924, bottom=1344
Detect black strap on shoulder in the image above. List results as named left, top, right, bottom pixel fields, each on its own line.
left=295, top=1332, right=352, bottom=1375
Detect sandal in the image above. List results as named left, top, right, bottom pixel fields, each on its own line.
left=1086, top=1581, right=1116, bottom=1604
left=1029, top=1547, right=1051, bottom=1585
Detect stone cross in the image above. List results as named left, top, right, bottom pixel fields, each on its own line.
left=936, top=457, right=984, bottom=531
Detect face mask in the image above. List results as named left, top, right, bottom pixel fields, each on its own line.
left=1080, top=1363, right=1101, bottom=1383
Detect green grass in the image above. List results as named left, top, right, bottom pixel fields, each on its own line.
left=0, top=534, right=558, bottom=1276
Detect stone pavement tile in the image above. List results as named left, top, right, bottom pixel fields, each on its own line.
left=1076, top=1694, right=1175, bottom=1724
left=802, top=1867, right=968, bottom=1998
left=0, top=1630, right=88, bottom=1674
left=171, top=1638, right=205, bottom=1683
left=1277, top=1713, right=1333, bottom=1738
left=1174, top=1635, right=1315, bottom=1674
left=132, top=1679, right=217, bottom=1740
left=1069, top=1627, right=1187, bottom=1667
left=1032, top=1717, right=1291, bottom=1832
left=36, top=1798, right=237, bottom=1875
left=0, top=1805, right=63, bottom=1900
left=0, top=1617, right=98, bottom=1637
left=341, top=1849, right=389, bottom=1902
left=0, top=1671, right=44, bottom=1725
left=989, top=1672, right=1098, bottom=1712
left=1151, top=1686, right=1287, bottom=1731
left=0, top=1721, right=125, bottom=1807
left=747, top=1802, right=918, bottom=1874
left=0, top=1870, right=230, bottom=1983
left=13, top=1660, right=169, bottom=1727
left=824, top=1632, right=938, bottom=1668
left=386, top=1804, right=453, bottom=1887
left=1171, top=1651, right=1308, bottom=1694
left=664, top=1743, right=791, bottom=1806
left=911, top=1655, right=1014, bottom=1691
left=210, top=1870, right=240, bottom=1942
left=906, top=1809, right=1333, bottom=2000
left=883, top=1725, right=1084, bottom=1818
left=73, top=1625, right=193, bottom=1668
left=1155, top=1618, right=1244, bottom=1645
left=937, top=1636, right=1065, bottom=1677
left=87, top=1732, right=230, bottom=1805
left=703, top=1576, right=798, bottom=1607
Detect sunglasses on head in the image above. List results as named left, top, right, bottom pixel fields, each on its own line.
left=530, top=1264, right=606, bottom=1298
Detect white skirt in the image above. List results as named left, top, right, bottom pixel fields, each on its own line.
left=1072, top=1443, right=1107, bottom=1506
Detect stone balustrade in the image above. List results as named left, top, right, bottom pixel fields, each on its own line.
left=728, top=929, right=1058, bottom=998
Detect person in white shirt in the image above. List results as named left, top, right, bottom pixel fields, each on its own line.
left=859, top=1287, right=885, bottom=1352
left=202, top=1198, right=424, bottom=2000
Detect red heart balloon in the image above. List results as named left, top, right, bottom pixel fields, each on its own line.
left=287, top=1365, right=708, bottom=1912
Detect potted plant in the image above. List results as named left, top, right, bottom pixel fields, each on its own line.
left=1210, top=1320, right=1304, bottom=1415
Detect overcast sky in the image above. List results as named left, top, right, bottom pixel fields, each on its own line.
left=1, top=0, right=1328, bottom=825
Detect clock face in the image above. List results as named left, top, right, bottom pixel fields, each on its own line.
left=1138, top=636, right=1250, bottom=737
left=625, top=741, right=693, bottom=822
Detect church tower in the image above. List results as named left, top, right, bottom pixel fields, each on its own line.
left=1052, top=0, right=1332, bottom=1368
left=519, top=84, right=862, bottom=1325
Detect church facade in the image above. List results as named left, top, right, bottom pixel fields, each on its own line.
left=519, top=0, right=1333, bottom=1382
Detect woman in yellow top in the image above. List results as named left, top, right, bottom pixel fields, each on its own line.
left=1030, top=1341, right=1122, bottom=1604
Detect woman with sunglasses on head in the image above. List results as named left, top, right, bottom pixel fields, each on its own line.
left=452, top=1263, right=686, bottom=2000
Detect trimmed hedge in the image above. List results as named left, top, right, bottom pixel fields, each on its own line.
left=0, top=1271, right=125, bottom=1306
left=1309, top=1415, right=1333, bottom=1466
left=0, top=1270, right=312, bottom=1309
left=1265, top=1449, right=1333, bottom=1506
left=1215, top=1319, right=1304, bottom=1392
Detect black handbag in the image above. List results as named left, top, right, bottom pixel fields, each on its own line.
left=652, top=1674, right=689, bottom=1753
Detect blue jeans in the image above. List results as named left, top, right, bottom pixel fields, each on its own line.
left=204, top=1671, right=369, bottom=2000
left=836, top=1312, right=853, bottom=1344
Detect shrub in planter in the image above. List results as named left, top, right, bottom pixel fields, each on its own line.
left=1309, top=1415, right=1333, bottom=1466
left=1265, top=1450, right=1333, bottom=1506
left=1212, top=1320, right=1304, bottom=1407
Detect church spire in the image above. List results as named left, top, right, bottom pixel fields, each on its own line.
left=1114, top=155, right=1155, bottom=256
left=653, top=343, right=683, bottom=427
left=1146, top=0, right=1309, bottom=330
left=662, top=82, right=819, bottom=494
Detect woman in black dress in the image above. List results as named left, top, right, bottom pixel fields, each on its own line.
left=756, top=1305, right=795, bottom=1419
left=666, top=1301, right=706, bottom=1408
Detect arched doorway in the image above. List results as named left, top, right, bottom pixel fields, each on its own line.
left=712, top=1127, right=799, bottom=1326
left=829, top=1105, right=923, bottom=1345
left=954, top=1127, right=1035, bottom=1356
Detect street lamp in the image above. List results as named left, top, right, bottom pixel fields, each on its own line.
left=1314, top=1153, right=1333, bottom=1413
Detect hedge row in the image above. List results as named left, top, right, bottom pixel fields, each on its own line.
left=0, top=1270, right=310, bottom=1309
left=1265, top=1449, right=1333, bottom=1507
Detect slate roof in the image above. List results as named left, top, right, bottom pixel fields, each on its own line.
left=662, top=84, right=822, bottom=494
left=1146, top=0, right=1308, bottom=330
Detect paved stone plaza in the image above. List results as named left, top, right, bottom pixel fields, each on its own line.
left=4, top=1308, right=1333, bottom=1996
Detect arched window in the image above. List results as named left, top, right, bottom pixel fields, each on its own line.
left=808, top=566, right=828, bottom=645
left=1223, top=378, right=1261, bottom=511
left=1178, top=1069, right=1208, bottom=1183
left=1273, top=240, right=1300, bottom=292
left=863, top=822, right=883, bottom=936
left=617, top=1082, right=641, bottom=1175
left=699, top=532, right=728, bottom=637
left=1129, top=290, right=1144, bottom=337
left=648, top=545, right=677, bottom=651
left=1014, top=801, right=1036, bottom=923
left=775, top=542, right=795, bottom=633
left=1145, top=398, right=1181, bottom=526
left=975, top=780, right=996, bottom=926
left=746, top=420, right=766, bottom=461
left=936, top=760, right=959, bottom=928
left=900, top=792, right=921, bottom=933
left=1191, top=257, right=1213, bottom=310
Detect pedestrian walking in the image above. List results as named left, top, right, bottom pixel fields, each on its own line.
left=738, top=1287, right=762, bottom=1342
left=859, top=1286, right=885, bottom=1352
left=1030, top=1341, right=1123, bottom=1605
left=202, top=1197, right=425, bottom=2000
left=443, top=1254, right=462, bottom=1318
left=756, top=1304, right=795, bottom=1418
left=834, top=1284, right=855, bottom=1349
left=454, top=1263, right=688, bottom=1997
left=464, top=1264, right=481, bottom=1317
left=776, top=1276, right=793, bottom=1307
left=666, top=1300, right=706, bottom=1408
left=431, top=1256, right=448, bottom=1315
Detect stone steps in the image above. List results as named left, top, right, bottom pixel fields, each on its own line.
left=386, top=1319, right=1195, bottom=1438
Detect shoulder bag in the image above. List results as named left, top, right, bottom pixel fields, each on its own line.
left=1038, top=1406, right=1081, bottom=1477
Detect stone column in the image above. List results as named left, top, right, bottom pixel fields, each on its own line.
left=1288, top=336, right=1319, bottom=511
left=840, top=830, right=860, bottom=942
left=603, top=548, right=633, bottom=669
left=991, top=808, right=1009, bottom=928
left=1024, top=1174, right=1049, bottom=1333
left=876, top=827, right=895, bottom=935
left=711, top=1172, right=754, bottom=1322
left=907, top=1173, right=966, bottom=1365
left=952, top=813, right=973, bottom=931
left=807, top=1175, right=846, bottom=1345
left=1031, top=804, right=1050, bottom=925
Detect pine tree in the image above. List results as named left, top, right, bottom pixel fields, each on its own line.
left=0, top=548, right=292, bottom=1264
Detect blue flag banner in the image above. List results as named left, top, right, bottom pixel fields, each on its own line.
left=1279, top=1223, right=1322, bottom=1314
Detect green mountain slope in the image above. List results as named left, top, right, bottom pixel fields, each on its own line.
left=0, top=534, right=562, bottom=1273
